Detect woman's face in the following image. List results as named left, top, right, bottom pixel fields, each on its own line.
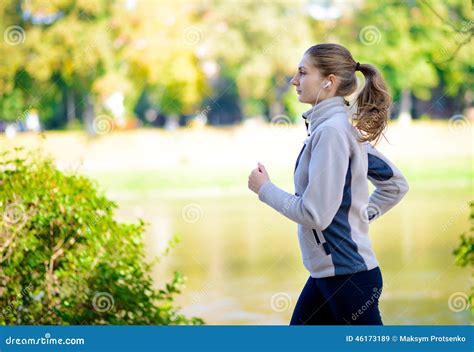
left=290, top=54, right=334, bottom=106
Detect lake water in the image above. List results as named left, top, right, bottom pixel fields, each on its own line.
left=111, top=183, right=471, bottom=325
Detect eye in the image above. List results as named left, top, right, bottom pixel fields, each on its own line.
left=299, top=71, right=306, bottom=76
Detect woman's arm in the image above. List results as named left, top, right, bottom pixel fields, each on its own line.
left=365, top=143, right=409, bottom=222
left=257, top=126, right=350, bottom=231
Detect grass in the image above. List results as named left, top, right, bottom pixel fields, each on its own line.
left=85, top=156, right=472, bottom=194
left=0, top=120, right=471, bottom=194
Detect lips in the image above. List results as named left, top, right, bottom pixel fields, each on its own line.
left=296, top=90, right=302, bottom=94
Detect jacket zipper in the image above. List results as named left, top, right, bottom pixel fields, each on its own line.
left=294, top=144, right=306, bottom=174
left=312, top=228, right=331, bottom=255
left=311, top=229, right=321, bottom=245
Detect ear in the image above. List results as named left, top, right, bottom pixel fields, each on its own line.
left=327, top=74, right=337, bottom=88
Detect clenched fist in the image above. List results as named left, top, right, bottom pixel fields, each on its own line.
left=248, top=162, right=270, bottom=194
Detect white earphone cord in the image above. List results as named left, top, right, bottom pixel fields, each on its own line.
left=306, top=81, right=330, bottom=132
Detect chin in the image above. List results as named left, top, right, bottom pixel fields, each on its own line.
left=298, top=96, right=313, bottom=105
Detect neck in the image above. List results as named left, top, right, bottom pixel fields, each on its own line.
left=312, top=95, right=333, bottom=108
left=302, top=96, right=347, bottom=133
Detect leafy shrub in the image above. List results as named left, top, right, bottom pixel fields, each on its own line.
left=0, top=149, right=203, bottom=325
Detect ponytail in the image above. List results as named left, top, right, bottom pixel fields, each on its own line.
left=354, top=63, right=391, bottom=145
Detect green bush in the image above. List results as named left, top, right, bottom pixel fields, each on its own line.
left=0, top=149, right=203, bottom=325
left=453, top=201, right=474, bottom=315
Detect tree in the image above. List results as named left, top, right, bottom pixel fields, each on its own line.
left=330, top=0, right=473, bottom=121
left=115, top=1, right=208, bottom=118
left=195, top=1, right=312, bottom=120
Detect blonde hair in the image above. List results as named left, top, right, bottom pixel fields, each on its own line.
left=305, top=43, right=391, bottom=145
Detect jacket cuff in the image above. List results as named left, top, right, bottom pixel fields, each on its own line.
left=257, top=180, right=274, bottom=203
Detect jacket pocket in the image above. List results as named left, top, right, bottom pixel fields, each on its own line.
left=311, top=228, right=331, bottom=256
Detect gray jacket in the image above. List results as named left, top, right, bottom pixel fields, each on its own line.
left=258, top=96, right=409, bottom=278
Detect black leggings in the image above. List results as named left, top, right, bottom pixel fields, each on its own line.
left=290, top=267, right=383, bottom=325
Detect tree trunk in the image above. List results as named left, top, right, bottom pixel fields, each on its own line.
left=463, top=89, right=473, bottom=120
left=83, top=94, right=95, bottom=134
left=398, top=89, right=412, bottom=126
left=66, top=88, right=76, bottom=126
left=268, top=75, right=290, bottom=120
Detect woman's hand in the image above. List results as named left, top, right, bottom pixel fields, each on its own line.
left=248, top=162, right=270, bottom=194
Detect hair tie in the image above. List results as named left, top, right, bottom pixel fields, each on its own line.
left=355, top=62, right=361, bottom=71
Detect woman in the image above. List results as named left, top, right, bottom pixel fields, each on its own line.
left=248, top=43, right=409, bottom=325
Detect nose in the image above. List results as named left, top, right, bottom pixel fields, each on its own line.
left=290, top=75, right=298, bottom=86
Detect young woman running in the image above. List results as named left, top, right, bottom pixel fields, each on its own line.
left=248, top=43, right=409, bottom=325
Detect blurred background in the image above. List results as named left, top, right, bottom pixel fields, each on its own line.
left=0, top=0, right=472, bottom=324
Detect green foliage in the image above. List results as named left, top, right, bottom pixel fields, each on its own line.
left=0, top=0, right=472, bottom=126
left=453, top=201, right=474, bottom=315
left=0, top=89, right=25, bottom=123
left=338, top=0, right=472, bottom=99
left=0, top=149, right=203, bottom=325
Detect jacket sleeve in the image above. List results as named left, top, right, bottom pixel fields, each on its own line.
left=366, top=142, right=409, bottom=222
left=258, top=126, right=350, bottom=231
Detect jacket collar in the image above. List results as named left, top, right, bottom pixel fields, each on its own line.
left=302, top=96, right=347, bottom=135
